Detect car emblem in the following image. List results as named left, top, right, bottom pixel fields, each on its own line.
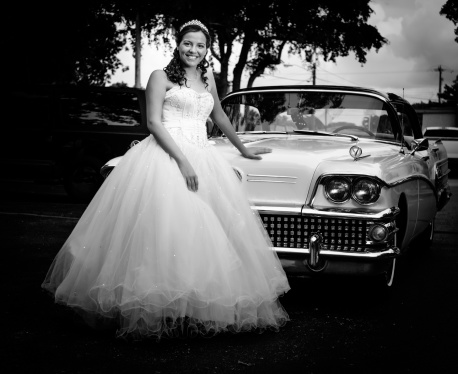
left=349, top=145, right=370, bottom=161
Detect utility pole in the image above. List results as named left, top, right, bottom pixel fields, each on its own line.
left=435, top=65, right=444, bottom=104
left=312, top=62, right=316, bottom=85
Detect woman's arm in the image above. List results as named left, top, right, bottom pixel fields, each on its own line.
left=146, top=70, right=199, bottom=192
left=206, top=70, right=271, bottom=160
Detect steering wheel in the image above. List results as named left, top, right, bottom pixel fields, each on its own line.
left=332, top=125, right=375, bottom=137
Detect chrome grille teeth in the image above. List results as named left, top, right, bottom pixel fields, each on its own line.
left=261, top=213, right=368, bottom=252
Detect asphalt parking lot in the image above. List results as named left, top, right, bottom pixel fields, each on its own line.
left=3, top=180, right=458, bottom=373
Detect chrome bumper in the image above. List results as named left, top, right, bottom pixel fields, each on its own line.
left=254, top=205, right=401, bottom=274
left=275, top=245, right=400, bottom=259
left=253, top=205, right=400, bottom=220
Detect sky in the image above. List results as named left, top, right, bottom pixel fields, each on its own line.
left=110, top=0, right=458, bottom=104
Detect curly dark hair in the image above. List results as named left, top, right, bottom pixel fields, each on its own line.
left=164, top=23, right=211, bottom=89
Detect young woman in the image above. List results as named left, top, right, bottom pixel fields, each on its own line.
left=42, top=20, right=290, bottom=339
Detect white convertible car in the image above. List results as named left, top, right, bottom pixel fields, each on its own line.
left=101, top=86, right=451, bottom=286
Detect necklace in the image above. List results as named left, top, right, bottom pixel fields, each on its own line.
left=185, top=70, right=198, bottom=81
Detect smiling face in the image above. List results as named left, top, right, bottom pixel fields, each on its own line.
left=177, top=31, right=208, bottom=68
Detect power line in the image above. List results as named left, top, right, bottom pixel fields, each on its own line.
left=327, top=69, right=433, bottom=75
left=316, top=67, right=359, bottom=86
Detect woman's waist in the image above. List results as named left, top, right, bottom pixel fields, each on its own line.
left=162, top=118, right=207, bottom=128
left=163, top=122, right=210, bottom=148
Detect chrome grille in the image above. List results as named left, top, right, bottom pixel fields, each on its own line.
left=261, top=213, right=369, bottom=252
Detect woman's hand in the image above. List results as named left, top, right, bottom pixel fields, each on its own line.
left=242, top=147, right=272, bottom=160
left=177, top=159, right=198, bottom=192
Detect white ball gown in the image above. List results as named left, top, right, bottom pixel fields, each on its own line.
left=42, top=85, right=290, bottom=339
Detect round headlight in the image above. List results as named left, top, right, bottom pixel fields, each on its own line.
left=324, top=177, right=351, bottom=203
left=352, top=178, right=380, bottom=204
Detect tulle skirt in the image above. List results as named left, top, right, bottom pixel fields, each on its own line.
left=42, top=135, right=290, bottom=339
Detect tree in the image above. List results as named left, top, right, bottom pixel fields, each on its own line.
left=151, top=0, right=387, bottom=96
left=440, top=75, right=458, bottom=104
left=107, top=0, right=164, bottom=88
left=440, top=0, right=458, bottom=43
left=3, top=1, right=128, bottom=87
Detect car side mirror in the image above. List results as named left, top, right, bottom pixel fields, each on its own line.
left=410, top=138, right=429, bottom=156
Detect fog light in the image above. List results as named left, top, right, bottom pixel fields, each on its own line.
left=368, top=224, right=388, bottom=242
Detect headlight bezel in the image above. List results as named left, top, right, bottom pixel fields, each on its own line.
left=351, top=177, right=382, bottom=205
left=322, top=175, right=382, bottom=206
left=323, top=176, right=352, bottom=203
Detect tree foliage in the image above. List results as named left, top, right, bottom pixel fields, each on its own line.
left=4, top=1, right=127, bottom=87
left=5, top=0, right=386, bottom=92
left=149, top=0, right=387, bottom=95
left=440, top=0, right=458, bottom=43
left=440, top=75, right=458, bottom=104
left=105, top=0, right=165, bottom=87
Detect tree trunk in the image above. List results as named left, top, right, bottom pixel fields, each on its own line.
left=212, top=32, right=234, bottom=97
left=247, top=69, right=263, bottom=88
left=232, top=30, right=254, bottom=92
left=247, top=40, right=287, bottom=88
left=134, top=11, right=142, bottom=89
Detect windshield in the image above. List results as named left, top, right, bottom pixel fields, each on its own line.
left=214, top=91, right=402, bottom=143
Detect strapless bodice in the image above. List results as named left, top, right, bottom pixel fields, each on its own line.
left=161, top=86, right=214, bottom=149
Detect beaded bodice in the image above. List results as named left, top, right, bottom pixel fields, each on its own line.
left=162, top=86, right=214, bottom=149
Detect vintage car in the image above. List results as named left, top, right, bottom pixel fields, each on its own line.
left=1, top=85, right=148, bottom=202
left=101, top=85, right=451, bottom=286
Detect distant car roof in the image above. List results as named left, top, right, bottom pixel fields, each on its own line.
left=424, top=127, right=458, bottom=131
left=424, top=127, right=458, bottom=138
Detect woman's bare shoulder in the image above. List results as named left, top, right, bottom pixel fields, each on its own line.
left=149, top=69, right=168, bottom=81
left=147, top=70, right=174, bottom=90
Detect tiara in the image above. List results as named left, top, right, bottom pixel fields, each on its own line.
left=179, top=20, right=208, bottom=33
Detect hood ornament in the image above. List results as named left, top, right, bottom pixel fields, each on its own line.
left=349, top=145, right=370, bottom=161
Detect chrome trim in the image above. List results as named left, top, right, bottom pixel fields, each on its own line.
left=247, top=174, right=298, bottom=179
left=253, top=206, right=303, bottom=214
left=253, top=206, right=400, bottom=220
left=275, top=246, right=400, bottom=258
left=318, top=174, right=388, bottom=187
left=223, top=88, right=389, bottom=103
left=247, top=174, right=298, bottom=184
left=387, top=174, right=435, bottom=190
left=247, top=180, right=296, bottom=184
left=309, top=233, right=322, bottom=268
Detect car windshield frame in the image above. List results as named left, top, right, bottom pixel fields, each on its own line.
left=212, top=89, right=404, bottom=144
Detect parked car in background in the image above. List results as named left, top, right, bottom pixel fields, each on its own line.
left=424, top=127, right=458, bottom=175
left=101, top=85, right=451, bottom=286
left=1, top=85, right=148, bottom=201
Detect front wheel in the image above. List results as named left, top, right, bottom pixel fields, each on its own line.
left=415, top=219, right=435, bottom=250
left=383, top=258, right=396, bottom=287
left=377, top=232, right=398, bottom=288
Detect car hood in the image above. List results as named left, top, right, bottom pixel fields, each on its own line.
left=211, top=135, right=408, bottom=207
